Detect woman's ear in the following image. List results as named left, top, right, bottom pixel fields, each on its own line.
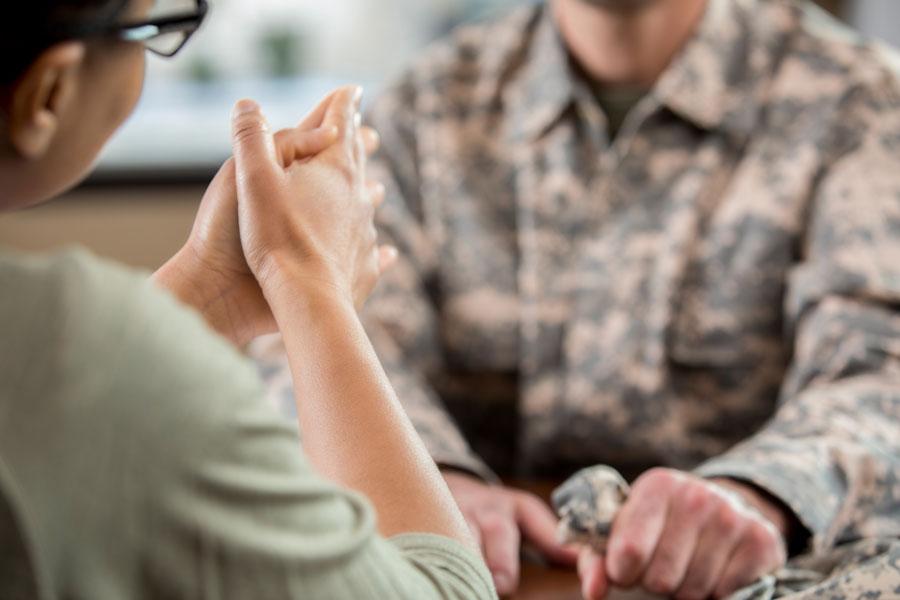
left=7, top=41, right=86, bottom=159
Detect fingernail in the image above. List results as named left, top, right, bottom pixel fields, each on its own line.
left=233, top=99, right=258, bottom=115
left=354, top=113, right=362, bottom=128
left=353, top=85, right=364, bottom=103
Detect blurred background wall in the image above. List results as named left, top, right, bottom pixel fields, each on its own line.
left=1, top=0, right=897, bottom=271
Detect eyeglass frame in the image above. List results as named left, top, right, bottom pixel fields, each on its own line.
left=61, top=0, right=209, bottom=58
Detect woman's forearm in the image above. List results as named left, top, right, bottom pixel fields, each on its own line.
left=268, top=276, right=476, bottom=551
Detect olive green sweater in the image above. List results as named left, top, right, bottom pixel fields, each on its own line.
left=0, top=248, right=495, bottom=600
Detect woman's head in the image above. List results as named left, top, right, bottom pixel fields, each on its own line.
left=2, top=1, right=133, bottom=84
left=0, top=0, right=152, bottom=208
left=0, top=0, right=204, bottom=209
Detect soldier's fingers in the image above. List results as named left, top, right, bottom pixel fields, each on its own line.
left=712, top=519, right=785, bottom=599
left=675, top=500, right=747, bottom=600
left=474, top=505, right=521, bottom=595
left=514, top=491, right=579, bottom=566
left=641, top=482, right=716, bottom=596
left=605, top=468, right=679, bottom=587
left=579, top=549, right=610, bottom=600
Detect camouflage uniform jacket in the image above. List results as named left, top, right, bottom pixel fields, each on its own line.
left=253, top=0, right=900, bottom=555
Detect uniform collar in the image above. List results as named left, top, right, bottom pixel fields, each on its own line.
left=505, top=6, right=579, bottom=142
left=506, top=0, right=799, bottom=142
left=653, top=0, right=799, bottom=138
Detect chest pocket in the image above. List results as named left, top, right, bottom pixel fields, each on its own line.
left=668, top=215, right=794, bottom=370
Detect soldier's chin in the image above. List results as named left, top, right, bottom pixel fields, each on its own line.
left=576, top=0, right=661, bottom=10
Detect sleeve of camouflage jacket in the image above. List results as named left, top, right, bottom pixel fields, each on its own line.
left=361, top=75, right=499, bottom=483
left=696, top=67, right=900, bottom=554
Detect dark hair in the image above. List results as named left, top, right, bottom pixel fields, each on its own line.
left=2, top=0, right=131, bottom=84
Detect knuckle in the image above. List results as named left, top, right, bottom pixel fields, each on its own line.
left=616, top=538, right=650, bottom=567
left=231, top=120, right=263, bottom=145
left=336, top=161, right=354, bottom=181
left=675, top=582, right=710, bottom=600
left=743, top=520, right=775, bottom=552
left=681, top=482, right=713, bottom=514
left=712, top=502, right=741, bottom=534
left=643, top=571, right=678, bottom=597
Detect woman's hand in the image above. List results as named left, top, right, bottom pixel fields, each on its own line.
left=155, top=87, right=391, bottom=345
left=230, top=85, right=395, bottom=313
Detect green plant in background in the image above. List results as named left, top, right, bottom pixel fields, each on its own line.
left=187, top=55, right=218, bottom=83
left=259, top=28, right=308, bottom=78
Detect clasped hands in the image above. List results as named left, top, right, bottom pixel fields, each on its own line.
left=444, top=467, right=789, bottom=599
left=155, top=86, right=789, bottom=600
left=155, top=85, right=396, bottom=344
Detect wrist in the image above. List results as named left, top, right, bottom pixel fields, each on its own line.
left=153, top=248, right=253, bottom=347
left=256, top=253, right=353, bottom=314
left=153, top=248, right=206, bottom=314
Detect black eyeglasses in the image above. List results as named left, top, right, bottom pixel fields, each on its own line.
left=100, top=0, right=209, bottom=57
left=2, top=1, right=207, bottom=83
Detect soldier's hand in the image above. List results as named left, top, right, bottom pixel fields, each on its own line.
left=441, top=470, right=578, bottom=596
left=578, top=468, right=788, bottom=600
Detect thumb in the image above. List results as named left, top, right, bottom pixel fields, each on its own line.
left=231, top=99, right=279, bottom=183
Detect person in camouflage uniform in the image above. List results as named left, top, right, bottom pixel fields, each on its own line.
left=251, top=0, right=900, bottom=597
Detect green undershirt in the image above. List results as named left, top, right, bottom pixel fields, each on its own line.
left=593, top=86, right=649, bottom=140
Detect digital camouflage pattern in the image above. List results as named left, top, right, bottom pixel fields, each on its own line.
left=251, top=0, right=900, bottom=594
left=726, top=538, right=900, bottom=599
left=550, top=466, right=900, bottom=598
left=551, top=465, right=630, bottom=552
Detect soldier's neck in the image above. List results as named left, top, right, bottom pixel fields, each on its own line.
left=552, top=0, right=708, bottom=88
